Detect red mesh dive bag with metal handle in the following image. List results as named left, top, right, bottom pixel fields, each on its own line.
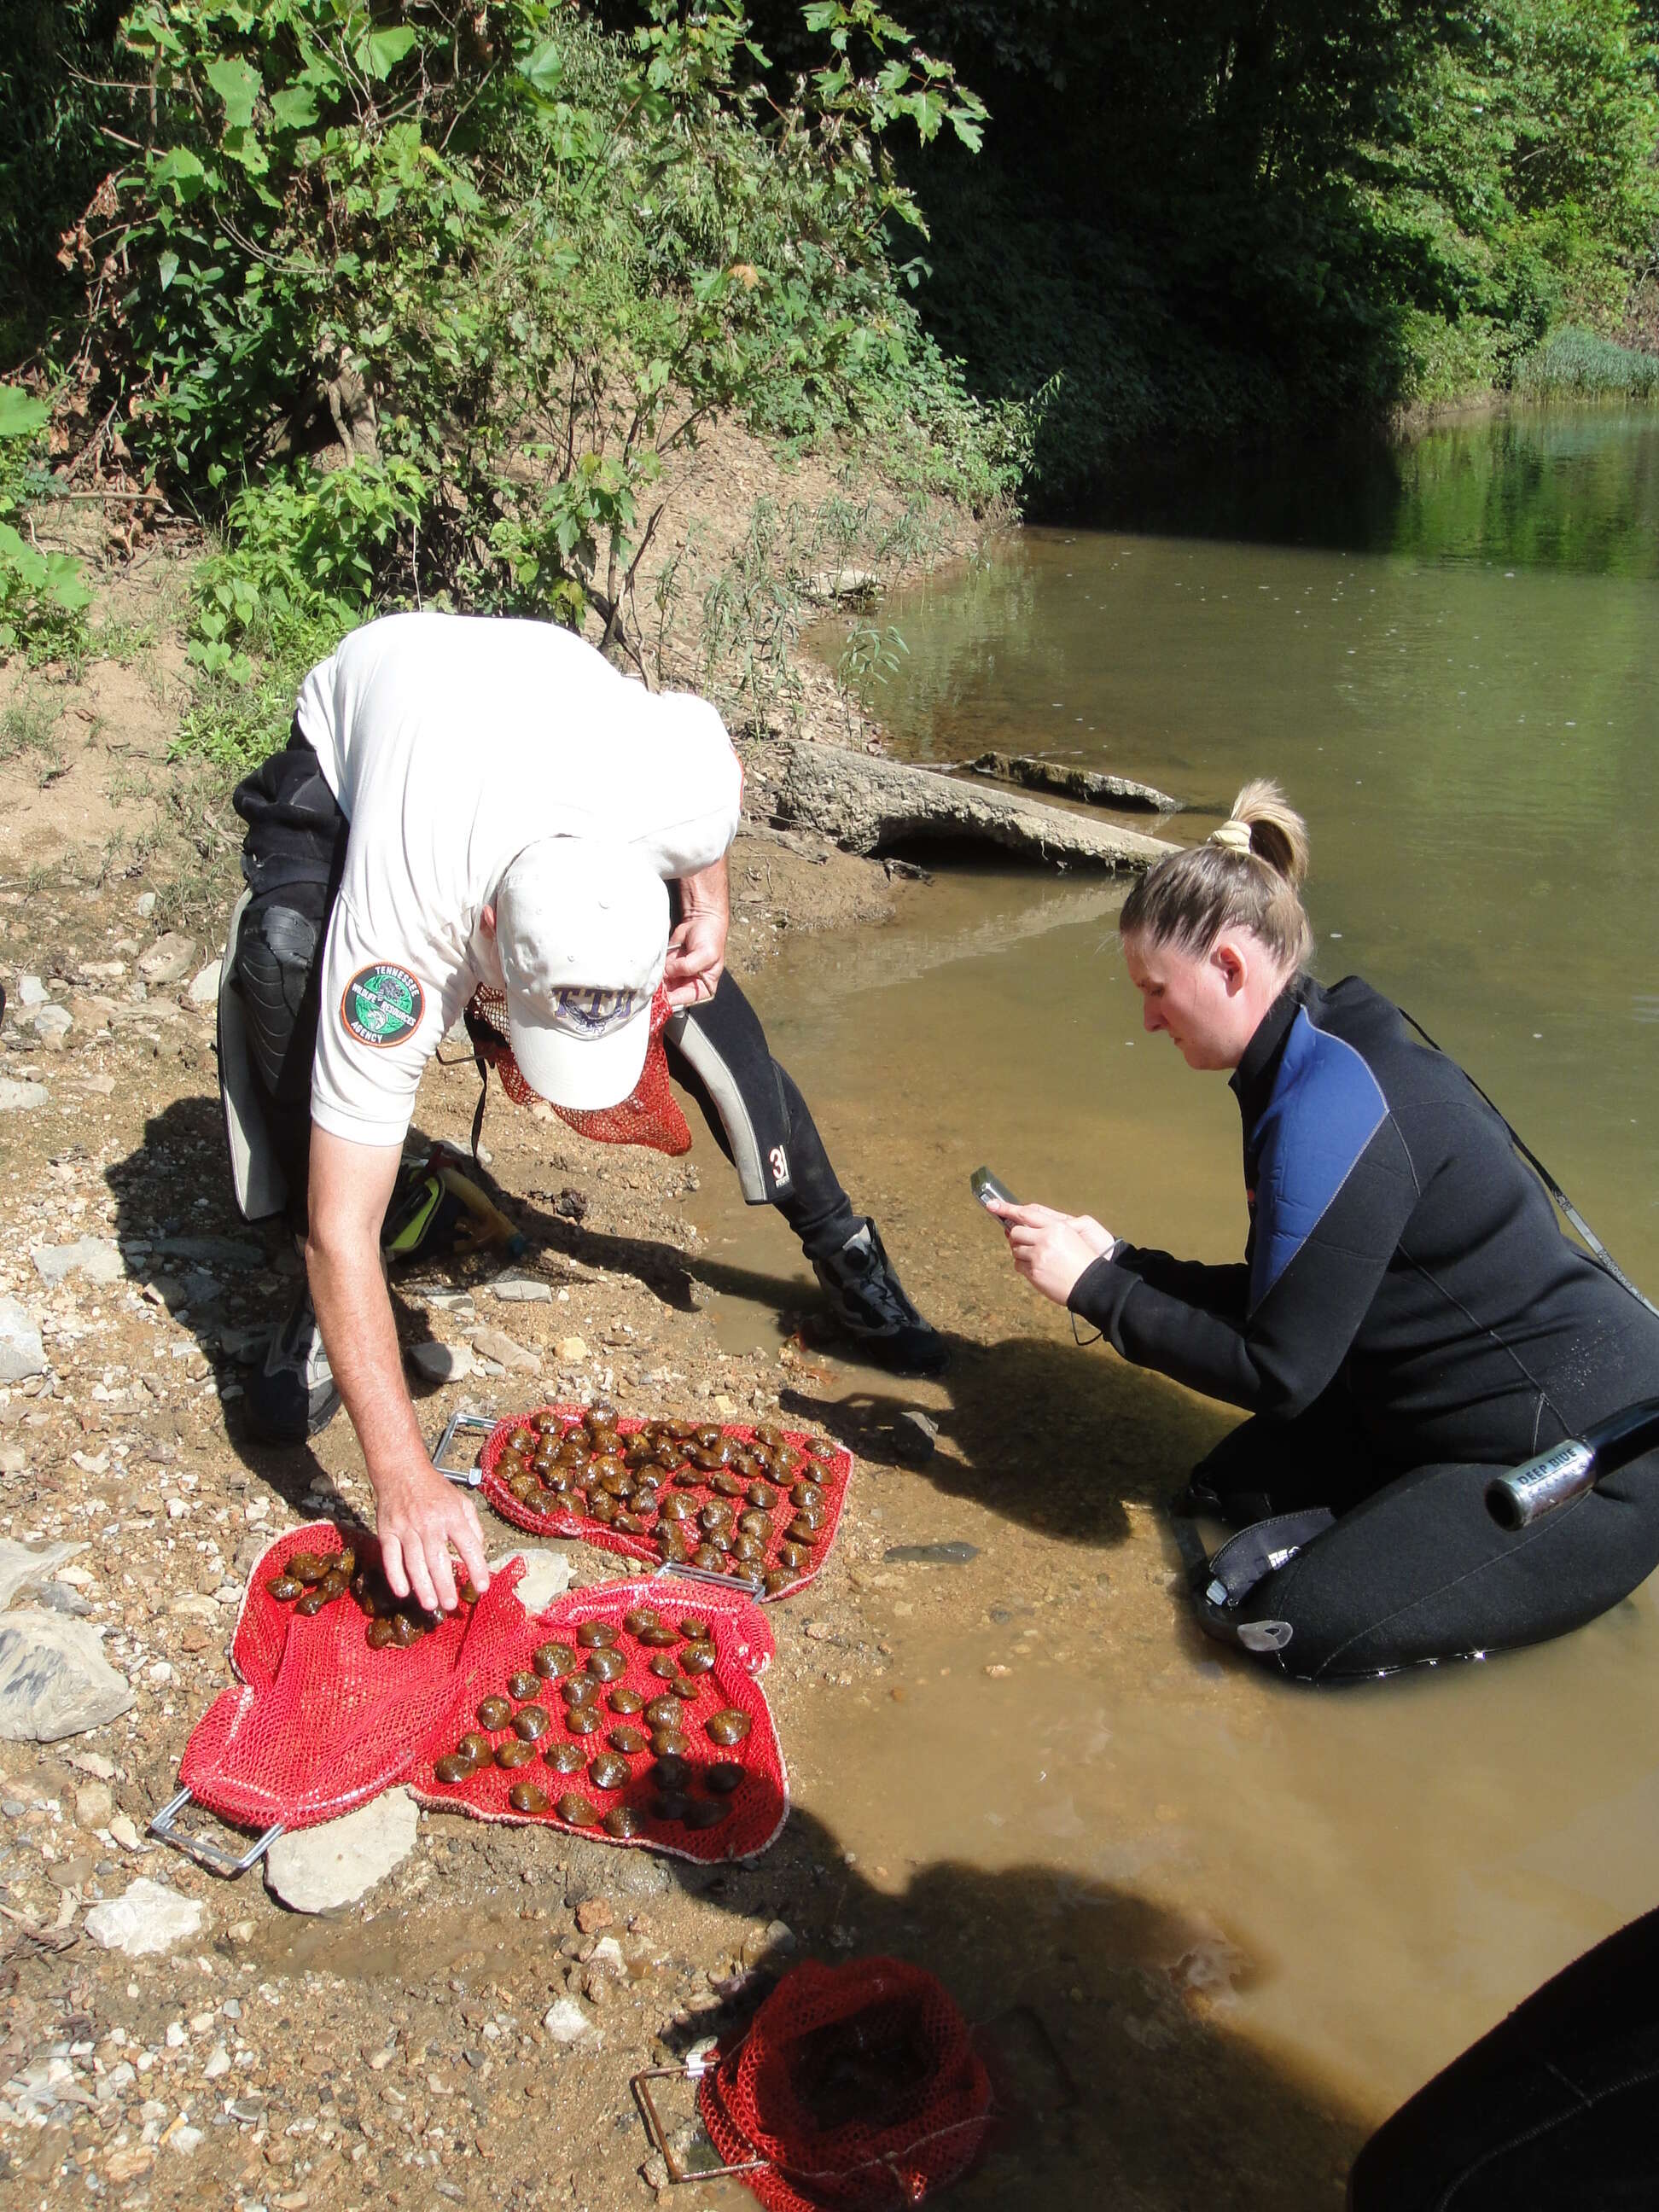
left=465, top=981, right=690, bottom=1154
left=697, top=1957, right=994, bottom=2212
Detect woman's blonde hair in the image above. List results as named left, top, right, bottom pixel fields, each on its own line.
left=1120, top=777, right=1313, bottom=970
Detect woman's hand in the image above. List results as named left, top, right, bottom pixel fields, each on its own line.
left=987, top=1200, right=1115, bottom=1307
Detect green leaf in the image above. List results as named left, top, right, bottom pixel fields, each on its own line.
left=151, top=147, right=208, bottom=201
left=0, top=387, right=49, bottom=441
left=205, top=55, right=259, bottom=131
left=271, top=84, right=319, bottom=131
left=359, top=25, right=417, bottom=79
left=520, top=39, right=564, bottom=96
left=157, top=248, right=179, bottom=290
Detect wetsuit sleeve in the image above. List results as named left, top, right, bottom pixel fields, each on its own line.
left=1069, top=1111, right=1421, bottom=1417
left=1105, top=1243, right=1249, bottom=1322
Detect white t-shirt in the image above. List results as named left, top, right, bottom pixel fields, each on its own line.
left=294, top=612, right=742, bottom=1148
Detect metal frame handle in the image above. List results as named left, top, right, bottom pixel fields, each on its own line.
left=432, top=1409, right=494, bottom=1487
left=148, top=1787, right=282, bottom=1877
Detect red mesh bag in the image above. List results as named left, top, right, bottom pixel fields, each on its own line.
left=466, top=981, right=690, bottom=1154
left=698, top=1958, right=994, bottom=2211
left=479, top=1405, right=854, bottom=1601
left=180, top=1525, right=531, bottom=1832
left=409, top=1577, right=788, bottom=1864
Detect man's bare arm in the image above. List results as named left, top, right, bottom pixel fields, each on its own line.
left=306, top=1128, right=490, bottom=1613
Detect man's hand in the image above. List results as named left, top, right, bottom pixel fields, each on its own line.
left=664, top=857, right=730, bottom=1010
left=374, top=1454, right=492, bottom=1616
left=987, top=1199, right=1115, bottom=1307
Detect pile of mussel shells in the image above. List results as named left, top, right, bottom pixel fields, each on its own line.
left=425, top=1603, right=758, bottom=1841
left=265, top=1542, right=477, bottom=1653
left=490, top=1405, right=839, bottom=1593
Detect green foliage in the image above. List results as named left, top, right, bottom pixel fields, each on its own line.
left=37, top=0, right=1016, bottom=722
left=1512, top=327, right=1659, bottom=399
left=0, top=384, right=92, bottom=658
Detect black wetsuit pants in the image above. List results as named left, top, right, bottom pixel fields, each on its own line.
left=1348, top=1905, right=1659, bottom=2209
left=228, top=725, right=858, bottom=1257
left=1190, top=1383, right=1659, bottom=1683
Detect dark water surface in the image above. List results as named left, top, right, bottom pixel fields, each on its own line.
left=678, top=408, right=1659, bottom=2202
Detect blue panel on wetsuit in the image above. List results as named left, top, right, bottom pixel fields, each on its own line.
left=1249, top=1008, right=1388, bottom=1312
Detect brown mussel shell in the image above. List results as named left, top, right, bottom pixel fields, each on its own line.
left=624, top=1607, right=661, bottom=1636
left=776, top=1543, right=810, bottom=1571
left=511, top=1704, right=551, bottom=1742
left=366, top=1616, right=396, bottom=1648
left=587, top=1754, right=631, bottom=1792
left=707, top=1708, right=752, bottom=1746
left=651, top=1729, right=691, bottom=1758
left=651, top=1792, right=691, bottom=1824
left=648, top=1653, right=678, bottom=1679
left=508, top=1781, right=549, bottom=1815
left=585, top=1649, right=626, bottom=1682
left=267, top=1575, right=303, bottom=1603
left=477, top=1696, right=512, bottom=1731
left=604, top=1803, right=644, bottom=1838
left=746, top=1483, right=777, bottom=1511
left=288, top=1551, right=328, bottom=1586
left=506, top=1671, right=540, bottom=1701
left=544, top=1742, right=587, bottom=1774
left=670, top=1677, right=701, bottom=1703
left=560, top=1677, right=600, bottom=1707
left=295, top=1591, right=327, bottom=1617
left=679, top=1645, right=717, bottom=1676
left=608, top=1726, right=650, bottom=1755
left=556, top=1793, right=600, bottom=1827
left=433, top=1753, right=474, bottom=1784
left=679, top=1617, right=712, bottom=1642
left=684, top=1799, right=728, bottom=1829
left=566, top=1706, right=604, bottom=1736
left=495, top=1740, right=537, bottom=1770
left=737, top=1511, right=772, bottom=1539
left=705, top=1763, right=745, bottom=1794
left=391, top=1613, right=422, bottom=1647
left=457, top=1732, right=492, bottom=1764
left=532, top=1641, right=575, bottom=1679
left=638, top=1622, right=680, bottom=1646
left=653, top=1755, right=693, bottom=1789
left=608, top=1686, right=646, bottom=1715
left=643, top=1697, right=684, bottom=1730
left=763, top=1569, right=795, bottom=1596
left=576, top=1621, right=619, bottom=1649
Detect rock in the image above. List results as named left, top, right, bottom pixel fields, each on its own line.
left=167, top=2124, right=204, bottom=2155
left=264, top=1787, right=419, bottom=1912
left=409, top=1340, right=476, bottom=1384
left=0, top=1077, right=49, bottom=1113
left=492, top=1274, right=552, bottom=1304
left=883, top=1540, right=980, bottom=1566
left=84, top=1878, right=205, bottom=1958
left=137, top=933, right=198, bottom=986
left=891, top=1409, right=939, bottom=1464
left=0, top=1298, right=47, bottom=1383
left=80, top=1072, right=115, bottom=1097
left=0, top=1610, right=134, bottom=1740
left=556, top=1336, right=589, bottom=1363
left=491, top=1547, right=573, bottom=1614
left=135, top=891, right=156, bottom=918
left=202, top=2044, right=231, bottom=2080
left=562, top=1834, right=670, bottom=1899
left=541, top=1998, right=599, bottom=2046
left=0, top=1444, right=24, bottom=1476
left=470, top=1323, right=538, bottom=1372
left=773, top=739, right=1177, bottom=871
left=0, top=1539, right=88, bottom=1611
left=32, top=1004, right=72, bottom=1044
left=799, top=567, right=880, bottom=604
left=574, top=1898, right=613, bottom=1934
left=17, top=975, right=48, bottom=1007
left=964, top=751, right=1184, bottom=815
left=109, top=1813, right=143, bottom=1851
left=76, top=1779, right=114, bottom=1829
left=187, top=958, right=222, bottom=1006
left=741, top=1919, right=797, bottom=1970
left=32, top=1235, right=124, bottom=1288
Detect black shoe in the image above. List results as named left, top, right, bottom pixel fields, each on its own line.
left=812, top=1220, right=947, bottom=1375
left=245, top=1285, right=340, bottom=1443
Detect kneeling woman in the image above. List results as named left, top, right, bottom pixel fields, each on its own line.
left=992, top=781, right=1659, bottom=1683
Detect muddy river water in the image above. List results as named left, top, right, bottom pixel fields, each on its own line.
left=679, top=410, right=1659, bottom=2203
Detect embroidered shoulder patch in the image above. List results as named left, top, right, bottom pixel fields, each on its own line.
left=341, top=963, right=425, bottom=1049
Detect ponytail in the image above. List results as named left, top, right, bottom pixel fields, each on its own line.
left=1121, top=777, right=1313, bottom=970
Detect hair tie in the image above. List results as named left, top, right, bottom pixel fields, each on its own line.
left=1208, top=819, right=1254, bottom=854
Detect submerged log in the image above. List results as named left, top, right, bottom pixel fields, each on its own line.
left=964, top=751, right=1183, bottom=814
left=773, top=741, right=1178, bottom=872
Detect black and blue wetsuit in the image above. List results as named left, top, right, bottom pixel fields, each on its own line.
left=1068, top=975, right=1659, bottom=1681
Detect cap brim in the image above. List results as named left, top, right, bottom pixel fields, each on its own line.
left=506, top=1001, right=651, bottom=1113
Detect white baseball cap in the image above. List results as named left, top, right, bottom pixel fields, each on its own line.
left=493, top=838, right=669, bottom=1110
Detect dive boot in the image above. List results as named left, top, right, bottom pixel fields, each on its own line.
left=245, top=1283, right=340, bottom=1443
left=812, top=1219, right=947, bottom=1375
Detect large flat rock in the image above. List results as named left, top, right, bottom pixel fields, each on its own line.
left=264, top=1787, right=419, bottom=1912
left=965, top=750, right=1184, bottom=815
left=84, top=1878, right=206, bottom=1958
left=774, top=740, right=1178, bottom=870
left=0, top=1610, right=134, bottom=1741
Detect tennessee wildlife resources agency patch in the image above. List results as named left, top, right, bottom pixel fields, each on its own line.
left=341, top=962, right=425, bottom=1049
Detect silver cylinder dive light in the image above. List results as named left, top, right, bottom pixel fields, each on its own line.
left=1485, top=1398, right=1659, bottom=1532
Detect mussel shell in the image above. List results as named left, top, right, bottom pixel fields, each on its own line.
left=737, top=1511, right=772, bottom=1539
left=647, top=1653, right=678, bottom=1679
left=544, top=1742, right=587, bottom=1773
left=457, top=1731, right=492, bottom=1764
left=699, top=1503, right=735, bottom=1532
left=391, top=1613, right=422, bottom=1647
left=265, top=1575, right=301, bottom=1602
left=660, top=1494, right=697, bottom=1523
left=565, top=1706, right=604, bottom=1736
left=508, top=1781, right=549, bottom=1814
left=288, top=1551, right=328, bottom=1586
left=587, top=1754, right=631, bottom=1792
left=787, top=1514, right=824, bottom=1543
left=679, top=1617, right=712, bottom=1642
left=763, top=1569, right=795, bottom=1596
left=670, top=1678, right=701, bottom=1703
left=495, top=1740, right=537, bottom=1769
left=651, top=1729, right=691, bottom=1758
left=624, top=1608, right=661, bottom=1636
left=295, top=1591, right=327, bottom=1617
left=608, top=1725, right=650, bottom=1755
left=704, top=1763, right=745, bottom=1795
left=511, top=1704, right=551, bottom=1742
left=708, top=1471, right=745, bottom=1499
left=791, top=1481, right=824, bottom=1512
left=746, top=1484, right=777, bottom=1511
left=776, top=1543, right=810, bottom=1571
left=533, top=1641, right=576, bottom=1679
left=652, top=1755, right=693, bottom=1789
left=318, top=1571, right=350, bottom=1600
left=608, top=1686, right=646, bottom=1715
left=706, top=1708, right=752, bottom=1746
left=731, top=1535, right=765, bottom=1564
left=560, top=1677, right=600, bottom=1707
left=576, top=1621, right=619, bottom=1649
left=433, top=1753, right=474, bottom=1784
left=684, top=1799, right=728, bottom=1829
left=638, top=1622, right=680, bottom=1645
left=556, top=1793, right=600, bottom=1827
left=506, top=1671, right=540, bottom=1700
left=651, top=1792, right=690, bottom=1824
left=366, top=1616, right=396, bottom=1648
left=643, top=1696, right=684, bottom=1730
left=679, top=1645, right=717, bottom=1676
left=604, top=1803, right=645, bottom=1839
left=585, top=1649, right=626, bottom=1682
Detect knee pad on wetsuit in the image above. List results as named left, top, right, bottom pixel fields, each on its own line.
left=233, top=890, right=328, bottom=1102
